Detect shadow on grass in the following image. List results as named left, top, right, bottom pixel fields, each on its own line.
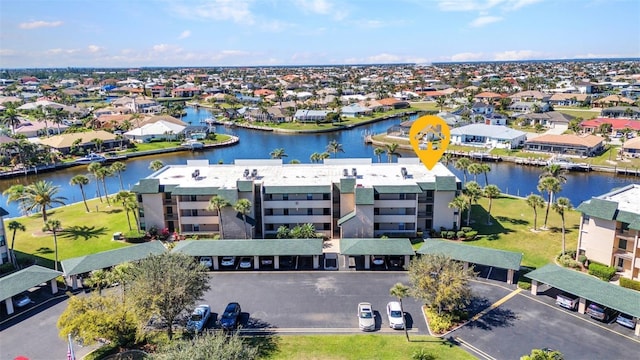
left=34, top=247, right=53, bottom=255
left=60, top=225, right=108, bottom=241
left=104, top=208, right=123, bottom=215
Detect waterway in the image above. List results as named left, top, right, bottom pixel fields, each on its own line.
left=1, top=107, right=638, bottom=217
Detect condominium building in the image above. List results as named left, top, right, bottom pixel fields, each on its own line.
left=0, top=207, right=9, bottom=265
left=131, top=158, right=461, bottom=239
left=576, top=184, right=640, bottom=280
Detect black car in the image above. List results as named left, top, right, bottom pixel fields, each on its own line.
left=219, top=302, right=242, bottom=330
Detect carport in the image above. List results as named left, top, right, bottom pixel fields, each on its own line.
left=417, top=239, right=522, bottom=284
left=171, top=239, right=324, bottom=270
left=61, top=241, right=166, bottom=289
left=526, top=264, right=640, bottom=336
left=0, top=265, right=62, bottom=315
left=339, top=238, right=414, bottom=270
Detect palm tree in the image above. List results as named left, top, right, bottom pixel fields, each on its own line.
left=115, top=191, right=136, bottom=230
left=385, top=143, right=401, bottom=163
left=454, top=158, right=471, bottom=184
left=233, top=199, right=252, bottom=239
left=3, top=184, right=27, bottom=216
left=448, top=196, right=469, bottom=228
left=537, top=177, right=561, bottom=230
left=208, top=195, right=230, bottom=239
left=21, top=180, right=67, bottom=224
left=85, top=269, right=110, bottom=295
left=480, top=163, right=491, bottom=186
left=87, top=161, right=104, bottom=202
left=374, top=147, right=385, bottom=163
left=464, top=181, right=483, bottom=226
left=49, top=108, right=69, bottom=135
left=483, top=185, right=501, bottom=225
left=436, top=96, right=447, bottom=112
left=95, top=166, right=113, bottom=206
left=270, top=148, right=288, bottom=159
left=7, top=220, right=25, bottom=267
left=70, top=175, right=91, bottom=213
left=326, top=139, right=344, bottom=158
left=42, top=219, right=62, bottom=271
left=467, top=163, right=483, bottom=182
left=552, top=197, right=573, bottom=256
left=526, top=194, right=545, bottom=231
left=539, top=164, right=568, bottom=185
left=441, top=153, right=452, bottom=166
left=124, top=198, right=141, bottom=232
left=390, top=282, right=410, bottom=342
left=0, top=101, right=22, bottom=134
left=149, top=160, right=164, bottom=171
left=110, top=161, right=127, bottom=190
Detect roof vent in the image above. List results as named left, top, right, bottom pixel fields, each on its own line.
left=251, top=169, right=258, bottom=178
left=243, top=168, right=250, bottom=178
left=192, top=169, right=200, bottom=179
left=343, top=168, right=349, bottom=177
left=352, top=168, right=357, bottom=177
left=401, top=167, right=408, bottom=179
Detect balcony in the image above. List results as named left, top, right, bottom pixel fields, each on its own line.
left=616, top=230, right=638, bottom=242
left=374, top=199, right=417, bottom=208
left=374, top=215, right=416, bottom=223
left=178, top=201, right=210, bottom=210
left=614, top=248, right=634, bottom=260
left=263, top=200, right=331, bottom=209
left=263, top=215, right=331, bottom=224
left=180, top=216, right=219, bottom=225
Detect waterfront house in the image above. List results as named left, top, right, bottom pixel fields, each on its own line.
left=576, top=184, right=640, bottom=281
left=294, top=109, right=330, bottom=123
left=449, top=124, right=527, bottom=149
left=580, top=118, right=640, bottom=135
left=523, top=134, right=604, bottom=156
left=341, top=103, right=372, bottom=118
left=515, top=111, right=574, bottom=129
left=38, top=130, right=118, bottom=154
left=377, top=98, right=410, bottom=109
left=124, top=119, right=185, bottom=143
left=622, top=137, right=640, bottom=158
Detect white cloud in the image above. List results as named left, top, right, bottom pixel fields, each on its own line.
left=171, top=0, right=254, bottom=25
left=450, top=52, right=485, bottom=61
left=0, top=49, right=17, bottom=56
left=178, top=30, right=191, bottom=39
left=87, top=45, right=102, bottom=53
left=293, top=0, right=348, bottom=20
left=45, top=48, right=79, bottom=55
left=436, top=0, right=542, bottom=12
left=367, top=53, right=402, bottom=63
left=493, top=50, right=541, bottom=61
left=470, top=15, right=503, bottom=27
left=19, top=20, right=63, bottom=29
left=152, top=44, right=181, bottom=53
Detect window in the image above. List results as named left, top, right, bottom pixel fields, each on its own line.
left=399, top=193, right=406, bottom=200
left=307, top=208, right=313, bottom=215
left=284, top=209, right=289, bottom=215
left=165, top=192, right=171, bottom=200
left=166, top=207, right=173, bottom=215
left=619, top=239, right=627, bottom=250
left=0, top=235, right=5, bottom=247
left=617, top=258, right=625, bottom=268
left=582, top=214, right=589, bottom=225
left=283, top=194, right=289, bottom=201
left=190, top=195, right=197, bottom=201
left=307, top=194, right=313, bottom=200
left=399, top=223, right=405, bottom=230
left=193, top=224, right=200, bottom=232
left=323, top=193, right=330, bottom=200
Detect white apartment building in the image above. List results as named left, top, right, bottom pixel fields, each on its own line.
left=576, top=184, right=640, bottom=280
left=131, top=158, right=461, bottom=239
left=0, top=207, right=9, bottom=265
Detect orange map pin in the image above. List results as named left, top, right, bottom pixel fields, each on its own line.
left=409, top=115, right=451, bottom=170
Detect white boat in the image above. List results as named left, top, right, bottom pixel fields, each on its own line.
left=75, top=153, right=107, bottom=164
left=181, top=140, right=204, bottom=150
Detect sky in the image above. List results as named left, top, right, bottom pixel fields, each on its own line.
left=1, top=0, right=639, bottom=68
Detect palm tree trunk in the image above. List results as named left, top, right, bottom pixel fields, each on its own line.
left=41, top=207, right=48, bottom=223
left=400, top=299, right=409, bottom=342
left=80, top=186, right=90, bottom=212
left=10, top=231, right=18, bottom=267
left=53, top=232, right=59, bottom=271
left=561, top=216, right=566, bottom=255
left=543, top=193, right=552, bottom=228
left=487, top=199, right=492, bottom=225
left=243, top=216, right=248, bottom=239
left=533, top=210, right=538, bottom=230
left=102, top=179, right=111, bottom=206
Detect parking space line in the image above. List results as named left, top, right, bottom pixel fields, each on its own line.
left=455, top=337, right=496, bottom=360
left=470, top=288, right=522, bottom=322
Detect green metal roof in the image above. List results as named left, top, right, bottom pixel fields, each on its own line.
left=417, top=239, right=522, bottom=270
left=374, top=185, right=422, bottom=194
left=61, top=241, right=166, bottom=277
left=264, top=185, right=331, bottom=194
left=0, top=265, right=62, bottom=301
left=337, top=211, right=357, bottom=226
left=171, top=239, right=324, bottom=256
left=237, top=180, right=254, bottom=192
left=435, top=176, right=458, bottom=191
left=171, top=187, right=219, bottom=196
left=615, top=210, right=639, bottom=225
left=630, top=218, right=640, bottom=231
left=417, top=182, right=436, bottom=191
left=131, top=179, right=160, bottom=194
left=355, top=187, right=374, bottom=205
left=340, top=178, right=356, bottom=193
left=217, top=188, right=238, bottom=204
left=526, top=264, right=640, bottom=318
left=576, top=198, right=618, bottom=220
left=0, top=207, right=9, bottom=217
left=340, top=238, right=415, bottom=255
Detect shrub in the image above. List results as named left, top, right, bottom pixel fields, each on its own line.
left=124, top=230, right=146, bottom=243
left=558, top=254, right=581, bottom=269
left=445, top=231, right=455, bottom=239
left=0, top=262, right=16, bottom=275
left=426, top=308, right=454, bottom=334
left=588, top=263, right=616, bottom=281
left=456, top=231, right=466, bottom=239
left=461, top=227, right=473, bottom=233
left=464, top=231, right=478, bottom=240
left=620, top=277, right=640, bottom=291
left=517, top=267, right=533, bottom=290
left=412, top=348, right=435, bottom=360
left=577, top=254, right=587, bottom=265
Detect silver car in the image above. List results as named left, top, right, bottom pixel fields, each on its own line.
left=386, top=301, right=405, bottom=330
left=358, top=302, right=375, bottom=331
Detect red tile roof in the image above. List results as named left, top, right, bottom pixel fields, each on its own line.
left=580, top=118, right=640, bottom=131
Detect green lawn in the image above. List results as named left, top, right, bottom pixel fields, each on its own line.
left=554, top=107, right=601, bottom=120
left=409, top=102, right=444, bottom=112
left=126, top=134, right=232, bottom=152
left=268, top=335, right=474, bottom=360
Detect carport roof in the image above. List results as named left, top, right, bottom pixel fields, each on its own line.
left=340, top=238, right=415, bottom=255
left=0, top=265, right=62, bottom=301
left=61, top=241, right=166, bottom=277
left=171, top=239, right=324, bottom=256
left=417, top=239, right=522, bottom=270
left=526, top=264, right=640, bottom=318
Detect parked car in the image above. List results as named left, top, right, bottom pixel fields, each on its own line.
left=386, top=301, right=404, bottom=330
left=616, top=312, right=637, bottom=329
left=239, top=257, right=253, bottom=269
left=586, top=303, right=617, bottom=322
left=555, top=293, right=578, bottom=310
left=357, top=302, right=375, bottom=331
left=388, top=255, right=404, bottom=268
left=219, top=302, right=242, bottom=330
left=260, top=256, right=274, bottom=267
left=279, top=256, right=294, bottom=269
left=371, top=255, right=385, bottom=266
left=199, top=256, right=213, bottom=269
left=14, top=293, right=32, bottom=308
left=186, top=304, right=211, bottom=333
left=221, top=256, right=236, bottom=267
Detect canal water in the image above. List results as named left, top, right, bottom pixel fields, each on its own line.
left=0, top=107, right=638, bottom=217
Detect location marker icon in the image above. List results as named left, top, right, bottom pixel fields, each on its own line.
left=409, top=115, right=451, bottom=170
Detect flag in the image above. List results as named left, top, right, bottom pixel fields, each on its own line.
left=67, top=334, right=76, bottom=360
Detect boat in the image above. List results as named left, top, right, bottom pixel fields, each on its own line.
left=547, top=156, right=579, bottom=170
left=181, top=140, right=204, bottom=150
left=75, top=153, right=107, bottom=164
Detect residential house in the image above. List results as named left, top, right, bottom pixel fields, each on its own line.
left=515, top=111, right=574, bottom=129
left=548, top=93, right=592, bottom=107
left=172, top=87, right=202, bottom=98
left=509, top=90, right=550, bottom=103
left=377, top=98, right=410, bottom=109
left=294, top=109, right=330, bottom=123
left=622, top=137, right=640, bottom=158
left=601, top=106, right=640, bottom=119
left=14, top=119, right=69, bottom=137
left=594, top=94, right=635, bottom=108
left=474, top=91, right=503, bottom=104
left=580, top=118, right=640, bottom=135
left=38, top=130, right=118, bottom=154
left=508, top=101, right=550, bottom=113
left=576, top=184, right=640, bottom=281
left=130, top=158, right=461, bottom=238
left=523, top=134, right=604, bottom=156
left=341, top=103, right=372, bottom=118
left=95, top=114, right=133, bottom=130
left=124, top=120, right=185, bottom=143
left=449, top=124, right=527, bottom=149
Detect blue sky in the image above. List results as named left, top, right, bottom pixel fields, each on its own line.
left=1, top=0, right=639, bottom=68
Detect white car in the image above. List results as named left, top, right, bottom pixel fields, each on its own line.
left=186, top=304, right=211, bottom=333
left=358, top=302, right=375, bottom=331
left=221, top=256, right=236, bottom=267
left=371, top=255, right=385, bottom=266
left=386, top=301, right=404, bottom=330
left=239, top=257, right=253, bottom=269
left=199, top=256, right=213, bottom=269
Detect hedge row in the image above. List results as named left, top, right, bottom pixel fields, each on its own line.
left=620, top=277, right=640, bottom=291
left=588, top=263, right=616, bottom=281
